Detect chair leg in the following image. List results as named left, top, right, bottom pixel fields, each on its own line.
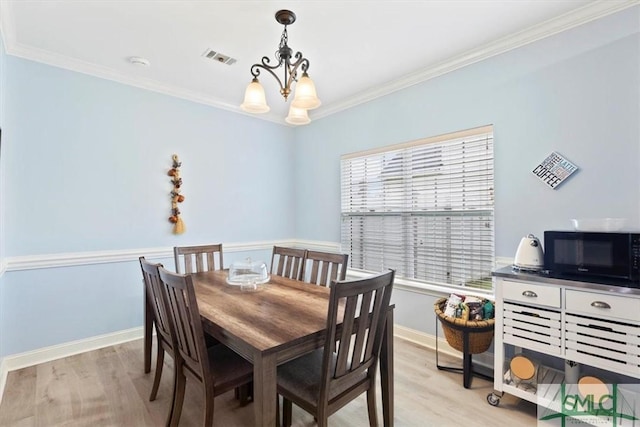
left=150, top=344, right=165, bottom=401
left=366, top=387, right=379, bottom=427
left=238, top=383, right=250, bottom=406
left=203, top=383, right=215, bottom=427
left=317, top=405, right=329, bottom=427
left=170, top=369, right=187, bottom=427
left=283, top=397, right=292, bottom=427
left=164, top=358, right=177, bottom=427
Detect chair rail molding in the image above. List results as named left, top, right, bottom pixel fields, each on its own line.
left=3, top=239, right=307, bottom=272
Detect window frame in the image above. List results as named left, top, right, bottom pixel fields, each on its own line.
left=340, top=125, right=495, bottom=296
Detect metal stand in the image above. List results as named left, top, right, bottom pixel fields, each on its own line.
left=435, top=314, right=494, bottom=389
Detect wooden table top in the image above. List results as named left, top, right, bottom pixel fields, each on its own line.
left=191, top=270, right=333, bottom=356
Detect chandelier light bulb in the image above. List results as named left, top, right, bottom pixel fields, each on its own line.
left=292, top=72, right=321, bottom=110
left=285, top=105, right=311, bottom=125
left=240, top=78, right=270, bottom=113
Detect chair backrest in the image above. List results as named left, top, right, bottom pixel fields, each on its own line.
left=174, top=244, right=224, bottom=274
left=320, top=269, right=395, bottom=401
left=157, top=266, right=210, bottom=383
left=270, top=246, right=307, bottom=280
left=302, top=251, right=349, bottom=286
left=139, top=257, right=174, bottom=350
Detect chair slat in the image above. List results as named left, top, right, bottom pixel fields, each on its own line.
left=174, top=244, right=224, bottom=274
left=302, top=251, right=349, bottom=286
left=351, top=291, right=373, bottom=369
left=271, top=246, right=307, bottom=280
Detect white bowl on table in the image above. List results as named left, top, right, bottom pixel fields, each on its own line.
left=571, top=218, right=626, bottom=232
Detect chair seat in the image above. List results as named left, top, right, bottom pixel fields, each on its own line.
left=277, top=349, right=368, bottom=405
left=208, top=344, right=253, bottom=393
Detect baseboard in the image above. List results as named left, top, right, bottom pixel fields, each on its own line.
left=0, top=326, right=144, bottom=404
left=0, top=357, right=7, bottom=406
left=394, top=324, right=494, bottom=371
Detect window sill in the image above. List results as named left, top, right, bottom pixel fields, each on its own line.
left=345, top=269, right=495, bottom=300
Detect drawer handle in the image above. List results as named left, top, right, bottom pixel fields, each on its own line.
left=590, top=301, right=611, bottom=309
left=522, top=290, right=538, bottom=298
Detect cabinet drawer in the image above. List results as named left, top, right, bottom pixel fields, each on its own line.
left=501, top=280, right=561, bottom=308
left=565, top=290, right=640, bottom=323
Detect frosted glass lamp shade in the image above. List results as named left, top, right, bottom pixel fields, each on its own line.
left=291, top=72, right=321, bottom=110
left=285, top=105, right=310, bottom=125
left=240, top=78, right=270, bottom=113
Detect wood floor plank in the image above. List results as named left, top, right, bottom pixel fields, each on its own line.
left=0, top=366, right=36, bottom=426
left=34, top=349, right=113, bottom=426
left=92, top=345, right=155, bottom=426
left=0, top=337, right=537, bottom=426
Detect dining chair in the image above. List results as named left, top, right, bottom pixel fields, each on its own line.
left=301, top=250, right=349, bottom=286
left=270, top=246, right=307, bottom=280
left=174, top=244, right=224, bottom=274
left=157, top=266, right=254, bottom=427
left=139, top=257, right=176, bottom=425
left=277, top=269, right=395, bottom=427
left=174, top=243, right=252, bottom=405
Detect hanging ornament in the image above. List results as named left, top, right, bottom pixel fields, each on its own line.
left=168, top=154, right=186, bottom=234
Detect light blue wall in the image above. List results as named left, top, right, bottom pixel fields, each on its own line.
left=3, top=59, right=295, bottom=255
left=0, top=36, right=6, bottom=359
left=0, top=57, right=295, bottom=356
left=293, top=8, right=640, bottom=334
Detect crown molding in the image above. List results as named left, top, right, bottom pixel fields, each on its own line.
left=314, top=0, right=640, bottom=120
left=0, top=1, right=636, bottom=124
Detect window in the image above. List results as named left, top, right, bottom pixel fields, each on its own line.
left=340, top=126, right=494, bottom=291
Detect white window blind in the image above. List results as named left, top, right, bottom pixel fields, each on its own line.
left=341, top=126, right=494, bottom=291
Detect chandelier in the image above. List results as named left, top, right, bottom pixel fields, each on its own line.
left=240, top=10, right=321, bottom=125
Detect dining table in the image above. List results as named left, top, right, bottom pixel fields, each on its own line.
left=144, top=269, right=395, bottom=427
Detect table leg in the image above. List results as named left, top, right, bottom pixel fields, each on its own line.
left=380, top=308, right=394, bottom=427
left=253, top=352, right=278, bottom=427
left=144, top=286, right=153, bottom=374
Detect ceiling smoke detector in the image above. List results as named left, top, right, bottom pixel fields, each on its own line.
left=128, top=56, right=150, bottom=67
left=202, top=49, right=236, bottom=65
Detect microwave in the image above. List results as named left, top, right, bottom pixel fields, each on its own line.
left=544, top=231, right=640, bottom=283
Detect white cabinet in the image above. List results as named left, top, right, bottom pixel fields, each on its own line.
left=489, top=269, right=640, bottom=407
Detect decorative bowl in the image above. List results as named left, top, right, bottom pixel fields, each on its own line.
left=227, top=258, right=269, bottom=290
left=571, top=218, right=626, bottom=232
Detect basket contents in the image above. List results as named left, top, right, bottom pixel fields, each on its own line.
left=443, top=293, right=494, bottom=321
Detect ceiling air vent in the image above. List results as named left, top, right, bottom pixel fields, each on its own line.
left=202, top=49, right=237, bottom=65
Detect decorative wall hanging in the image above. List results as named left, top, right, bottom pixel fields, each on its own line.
left=168, top=154, right=185, bottom=234
left=532, top=151, right=578, bottom=190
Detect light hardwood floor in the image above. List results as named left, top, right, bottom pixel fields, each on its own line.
left=0, top=337, right=537, bottom=426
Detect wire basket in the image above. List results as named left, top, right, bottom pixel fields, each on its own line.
left=434, top=297, right=495, bottom=354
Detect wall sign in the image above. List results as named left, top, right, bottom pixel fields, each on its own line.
left=532, top=151, right=578, bottom=189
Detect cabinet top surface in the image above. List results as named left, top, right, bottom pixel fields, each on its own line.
left=492, top=266, right=640, bottom=296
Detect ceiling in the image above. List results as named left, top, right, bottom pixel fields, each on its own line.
left=0, top=1, right=634, bottom=125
